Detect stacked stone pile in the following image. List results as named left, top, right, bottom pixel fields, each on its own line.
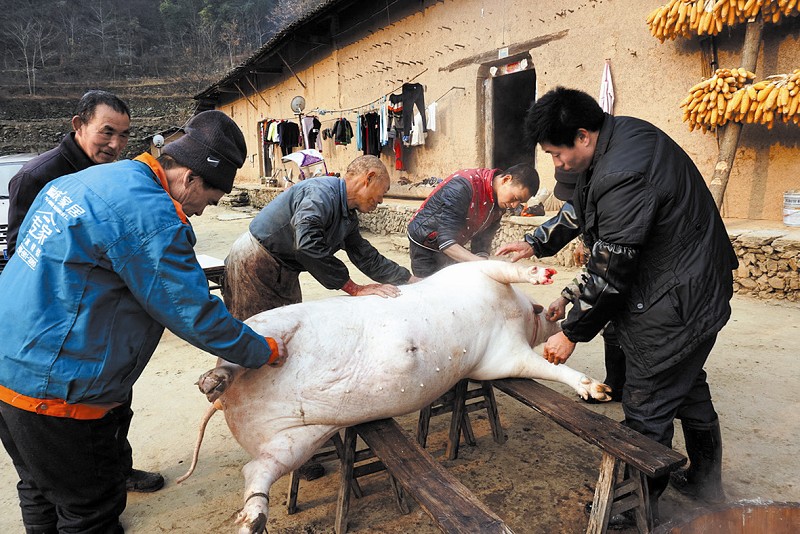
left=731, top=229, right=800, bottom=301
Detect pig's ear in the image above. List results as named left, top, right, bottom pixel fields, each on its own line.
left=532, top=303, right=544, bottom=315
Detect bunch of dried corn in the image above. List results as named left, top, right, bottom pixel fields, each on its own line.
left=681, top=68, right=800, bottom=131
left=647, top=0, right=799, bottom=41
left=680, top=67, right=756, bottom=131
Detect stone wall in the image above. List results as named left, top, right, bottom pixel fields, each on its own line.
left=729, top=229, right=800, bottom=301
left=229, top=188, right=799, bottom=301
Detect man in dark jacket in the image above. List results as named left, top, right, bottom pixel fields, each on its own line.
left=7, top=90, right=131, bottom=257
left=498, top=87, right=737, bottom=519
left=222, top=154, right=418, bottom=481
left=224, top=155, right=417, bottom=320
left=407, top=164, right=538, bottom=277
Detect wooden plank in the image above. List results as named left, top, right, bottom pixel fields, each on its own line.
left=493, top=378, right=686, bottom=477
left=354, top=418, right=514, bottom=534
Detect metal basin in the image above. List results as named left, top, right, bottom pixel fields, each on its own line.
left=655, top=500, right=800, bottom=533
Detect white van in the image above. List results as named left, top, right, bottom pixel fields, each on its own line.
left=0, top=154, right=37, bottom=273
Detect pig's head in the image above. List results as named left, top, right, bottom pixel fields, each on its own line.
left=527, top=300, right=562, bottom=347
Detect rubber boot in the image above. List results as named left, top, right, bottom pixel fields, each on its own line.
left=602, top=341, right=626, bottom=402
left=669, top=418, right=726, bottom=503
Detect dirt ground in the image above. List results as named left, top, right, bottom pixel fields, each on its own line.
left=1, top=204, right=798, bottom=534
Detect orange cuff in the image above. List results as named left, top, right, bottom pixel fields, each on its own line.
left=265, top=337, right=281, bottom=365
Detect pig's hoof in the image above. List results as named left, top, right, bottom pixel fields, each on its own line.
left=197, top=367, right=235, bottom=402
left=577, top=376, right=612, bottom=402
left=526, top=266, right=557, bottom=285
left=236, top=513, right=266, bottom=534
left=237, top=492, right=269, bottom=534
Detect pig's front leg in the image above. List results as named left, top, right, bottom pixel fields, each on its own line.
left=472, top=348, right=612, bottom=402
left=197, top=362, right=245, bottom=402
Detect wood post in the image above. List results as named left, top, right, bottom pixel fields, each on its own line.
left=708, top=15, right=765, bottom=209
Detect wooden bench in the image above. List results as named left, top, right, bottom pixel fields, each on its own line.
left=336, top=417, right=513, bottom=534
left=492, top=378, right=687, bottom=534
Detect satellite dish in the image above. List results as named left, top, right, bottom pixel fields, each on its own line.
left=290, top=95, right=306, bottom=113
left=152, top=134, right=165, bottom=148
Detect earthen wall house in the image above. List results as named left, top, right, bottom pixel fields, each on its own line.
left=197, top=0, right=800, bottom=222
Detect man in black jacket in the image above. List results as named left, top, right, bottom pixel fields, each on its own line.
left=498, top=87, right=737, bottom=518
left=6, top=90, right=131, bottom=257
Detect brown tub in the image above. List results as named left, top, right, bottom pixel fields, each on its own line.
left=655, top=500, right=800, bottom=533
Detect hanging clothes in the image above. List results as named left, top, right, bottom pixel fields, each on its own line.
left=301, top=116, right=322, bottom=151
left=599, top=60, right=615, bottom=115
left=332, top=118, right=354, bottom=145
left=380, top=98, right=389, bottom=146
left=426, top=102, right=437, bottom=132
left=401, top=83, right=427, bottom=136
left=361, top=112, right=381, bottom=156
left=355, top=114, right=363, bottom=151
left=260, top=121, right=273, bottom=177
left=393, top=137, right=404, bottom=171
left=410, top=110, right=426, bottom=147
left=277, top=121, right=301, bottom=156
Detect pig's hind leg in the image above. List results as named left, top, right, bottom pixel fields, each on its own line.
left=235, top=425, right=339, bottom=534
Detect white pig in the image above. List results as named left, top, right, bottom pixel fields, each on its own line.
left=179, top=260, right=611, bottom=533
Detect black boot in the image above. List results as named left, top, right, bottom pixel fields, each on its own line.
left=602, top=341, right=626, bottom=402
left=670, top=418, right=726, bottom=503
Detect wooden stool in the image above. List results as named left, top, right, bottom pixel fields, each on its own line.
left=416, top=379, right=506, bottom=460
left=286, top=432, right=364, bottom=514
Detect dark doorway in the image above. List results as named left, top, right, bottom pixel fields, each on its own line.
left=489, top=68, right=536, bottom=170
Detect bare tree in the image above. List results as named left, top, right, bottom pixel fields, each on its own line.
left=87, top=0, right=116, bottom=58
left=4, top=19, right=57, bottom=95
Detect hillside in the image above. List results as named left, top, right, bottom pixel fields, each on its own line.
left=0, top=80, right=198, bottom=158
left=0, top=0, right=326, bottom=157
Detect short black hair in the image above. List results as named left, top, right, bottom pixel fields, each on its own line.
left=75, top=90, right=131, bottom=123
left=504, top=162, right=539, bottom=194
left=524, top=87, right=604, bottom=147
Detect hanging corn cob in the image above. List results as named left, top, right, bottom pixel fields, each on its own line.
left=647, top=0, right=800, bottom=41
left=681, top=68, right=800, bottom=131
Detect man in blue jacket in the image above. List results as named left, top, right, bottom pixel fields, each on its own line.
left=498, top=87, right=737, bottom=524
left=0, top=110, right=283, bottom=534
left=5, top=89, right=165, bottom=495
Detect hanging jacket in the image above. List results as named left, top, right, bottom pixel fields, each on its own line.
left=0, top=154, right=273, bottom=414
left=332, top=118, right=354, bottom=145
left=407, top=168, right=501, bottom=255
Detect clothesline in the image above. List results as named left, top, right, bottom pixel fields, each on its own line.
left=310, top=67, right=429, bottom=116
left=266, top=81, right=464, bottom=125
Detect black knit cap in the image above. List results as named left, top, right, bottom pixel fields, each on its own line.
left=163, top=110, right=246, bottom=193
left=553, top=168, right=580, bottom=201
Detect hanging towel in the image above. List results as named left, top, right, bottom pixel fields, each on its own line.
left=426, top=102, right=437, bottom=132
left=599, top=60, right=615, bottom=115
